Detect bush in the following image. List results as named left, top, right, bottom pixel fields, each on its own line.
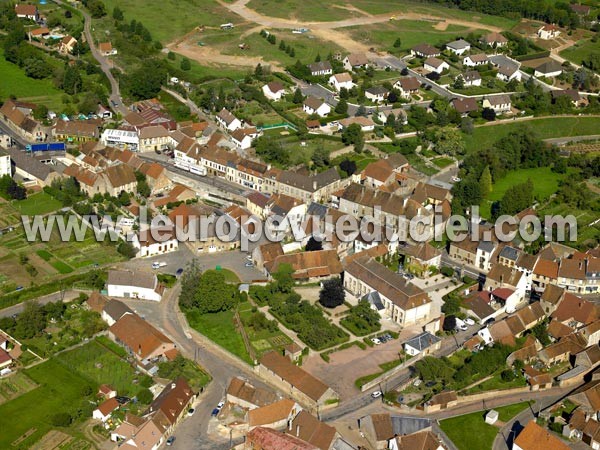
left=51, top=412, right=72, bottom=427
left=136, top=387, right=154, bottom=404
left=441, top=267, right=454, bottom=277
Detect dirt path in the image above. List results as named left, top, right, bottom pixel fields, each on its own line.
left=167, top=41, right=282, bottom=69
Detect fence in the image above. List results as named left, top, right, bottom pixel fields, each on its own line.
left=257, top=122, right=298, bottom=132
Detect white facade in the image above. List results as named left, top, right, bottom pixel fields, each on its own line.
left=535, top=68, right=562, bottom=78
left=538, top=26, right=561, bottom=40
left=216, top=115, right=242, bottom=132
left=463, top=55, right=488, bottom=67
left=482, top=98, right=512, bottom=113
left=0, top=153, right=11, bottom=177
left=303, top=102, right=331, bottom=117
left=329, top=74, right=354, bottom=92
left=424, top=60, right=449, bottom=74
left=133, top=236, right=179, bottom=258
left=262, top=84, right=285, bottom=101
left=107, top=282, right=162, bottom=301
left=497, top=69, right=522, bottom=82
left=100, top=129, right=139, bottom=151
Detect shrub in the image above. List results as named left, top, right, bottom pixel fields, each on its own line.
left=51, top=412, right=72, bottom=427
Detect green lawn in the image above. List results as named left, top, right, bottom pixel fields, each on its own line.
left=204, top=268, right=241, bottom=284
left=479, top=167, right=565, bottom=218
left=99, top=0, right=239, bottom=43
left=186, top=308, right=252, bottom=364
left=463, top=372, right=527, bottom=394
left=0, top=359, right=91, bottom=449
left=56, top=340, right=143, bottom=396
left=13, top=192, right=63, bottom=216
left=432, top=156, right=455, bottom=168
left=0, top=49, right=63, bottom=108
left=440, top=402, right=530, bottom=450
left=559, top=39, right=598, bottom=67
left=465, top=117, right=600, bottom=153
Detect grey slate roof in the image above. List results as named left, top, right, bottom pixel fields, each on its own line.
left=362, top=291, right=385, bottom=311
left=102, top=299, right=133, bottom=322
left=7, top=148, right=56, bottom=181
left=500, top=246, right=520, bottom=261
left=404, top=331, right=441, bottom=352
left=446, top=39, right=470, bottom=50
left=391, top=416, right=432, bottom=436
left=107, top=269, right=157, bottom=290
left=477, top=240, right=495, bottom=253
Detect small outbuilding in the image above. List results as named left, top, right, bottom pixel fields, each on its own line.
left=485, top=409, right=499, bottom=425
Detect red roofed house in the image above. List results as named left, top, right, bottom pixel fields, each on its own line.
left=108, top=313, right=175, bottom=362
left=15, top=4, right=39, bottom=20
left=93, top=397, right=120, bottom=422
left=59, top=35, right=78, bottom=55
left=244, top=427, right=318, bottom=450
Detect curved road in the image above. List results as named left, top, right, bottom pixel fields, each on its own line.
left=55, top=0, right=128, bottom=116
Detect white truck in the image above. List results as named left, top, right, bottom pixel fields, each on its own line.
left=152, top=261, right=167, bottom=269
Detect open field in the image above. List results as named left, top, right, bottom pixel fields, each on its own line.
left=346, top=20, right=483, bottom=53
left=99, top=0, right=239, bottom=43
left=0, top=225, right=124, bottom=296
left=0, top=359, right=92, bottom=449
left=13, top=192, right=63, bottom=216
left=56, top=339, right=143, bottom=396
left=0, top=49, right=63, bottom=108
left=440, top=402, right=531, bottom=450
left=186, top=308, right=252, bottom=364
left=0, top=372, right=38, bottom=405
left=246, top=0, right=517, bottom=29
left=465, top=117, right=600, bottom=153
left=559, top=39, right=598, bottom=67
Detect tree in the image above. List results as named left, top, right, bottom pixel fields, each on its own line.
left=32, top=104, right=48, bottom=121
left=356, top=105, right=367, bottom=117
left=460, top=116, right=474, bottom=134
left=23, top=58, right=53, bottom=79
left=479, top=165, right=492, bottom=198
left=315, top=53, right=321, bottom=62
left=335, top=98, right=348, bottom=114
left=179, top=260, right=203, bottom=310
left=339, top=159, right=357, bottom=177
left=279, top=40, right=286, bottom=50
left=86, top=0, right=107, bottom=18
left=14, top=301, right=46, bottom=339
left=117, top=241, right=137, bottom=259
left=194, top=270, right=239, bottom=313
left=342, top=123, right=364, bottom=149
left=272, top=264, right=295, bottom=293
left=482, top=107, right=496, bottom=121
left=393, top=38, right=402, bottom=48
left=305, top=237, right=323, bottom=251
left=318, top=277, right=345, bottom=308
left=63, top=65, right=82, bottom=95
left=136, top=388, right=154, bottom=404
left=453, top=75, right=465, bottom=90
left=431, top=127, right=465, bottom=156
left=311, top=145, right=329, bottom=168
left=292, top=88, right=304, bottom=104
left=51, top=412, right=72, bottom=427
left=126, top=60, right=167, bottom=100
left=167, top=51, right=176, bottom=60
left=118, top=190, right=131, bottom=206
left=112, top=6, right=124, bottom=20
left=180, top=57, right=191, bottom=71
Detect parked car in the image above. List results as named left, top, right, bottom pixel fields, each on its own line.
left=166, top=436, right=175, bottom=446
left=246, top=254, right=252, bottom=260
left=245, top=262, right=253, bottom=267
left=155, top=149, right=162, bottom=154
left=371, top=338, right=381, bottom=345
left=451, top=176, right=461, bottom=182
left=371, top=391, right=382, bottom=398
left=217, top=400, right=225, bottom=409
left=176, top=268, right=184, bottom=277
left=464, top=318, right=475, bottom=326
left=211, top=408, right=220, bottom=417
left=484, top=317, right=496, bottom=325
left=187, top=408, right=195, bottom=416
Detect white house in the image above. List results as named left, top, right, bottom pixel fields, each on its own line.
left=460, top=71, right=482, bottom=87
left=0, top=149, right=11, bottom=177
left=262, top=81, right=286, bottom=101
left=446, top=39, right=471, bottom=55
left=133, top=228, right=179, bottom=258
left=343, top=53, right=369, bottom=71
left=230, top=127, right=260, bottom=150
left=394, top=77, right=421, bottom=98
left=424, top=57, right=449, bottom=74
left=365, top=86, right=389, bottom=103
left=378, top=108, right=408, bottom=125
left=338, top=116, right=375, bottom=132
left=497, top=65, right=521, bottom=82
left=463, top=53, right=488, bottom=67
left=93, top=398, right=119, bottom=422
left=403, top=332, right=441, bottom=356
left=538, top=24, right=561, bottom=40
left=216, top=108, right=242, bottom=131
left=106, top=269, right=163, bottom=301
left=329, top=73, right=354, bottom=92
left=307, top=61, right=333, bottom=76
left=482, top=94, right=512, bottom=113
left=100, top=128, right=139, bottom=151
left=534, top=61, right=563, bottom=78
left=303, top=96, right=331, bottom=117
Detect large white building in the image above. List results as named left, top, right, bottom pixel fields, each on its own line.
left=106, top=269, right=163, bottom=301
left=100, top=129, right=139, bottom=151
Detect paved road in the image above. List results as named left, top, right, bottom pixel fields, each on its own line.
left=0, top=289, right=81, bottom=318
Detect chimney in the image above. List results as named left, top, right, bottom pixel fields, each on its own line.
left=313, top=180, right=318, bottom=190
left=288, top=419, right=292, bottom=431
left=171, top=383, right=176, bottom=389
left=296, top=425, right=300, bottom=437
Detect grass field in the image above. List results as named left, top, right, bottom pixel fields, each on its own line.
left=0, top=372, right=38, bottom=405
left=479, top=167, right=566, bottom=218
left=559, top=39, right=598, bottom=66
left=0, top=359, right=91, bottom=449
left=186, top=308, right=252, bottom=364
left=465, top=117, right=600, bottom=153
left=204, top=268, right=241, bottom=284
left=99, top=0, right=239, bottom=43
left=0, top=49, right=63, bottom=108
left=13, top=192, right=63, bottom=216
left=247, top=0, right=518, bottom=29
left=346, top=20, right=483, bottom=54
left=440, top=402, right=531, bottom=450
left=56, top=340, right=142, bottom=396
